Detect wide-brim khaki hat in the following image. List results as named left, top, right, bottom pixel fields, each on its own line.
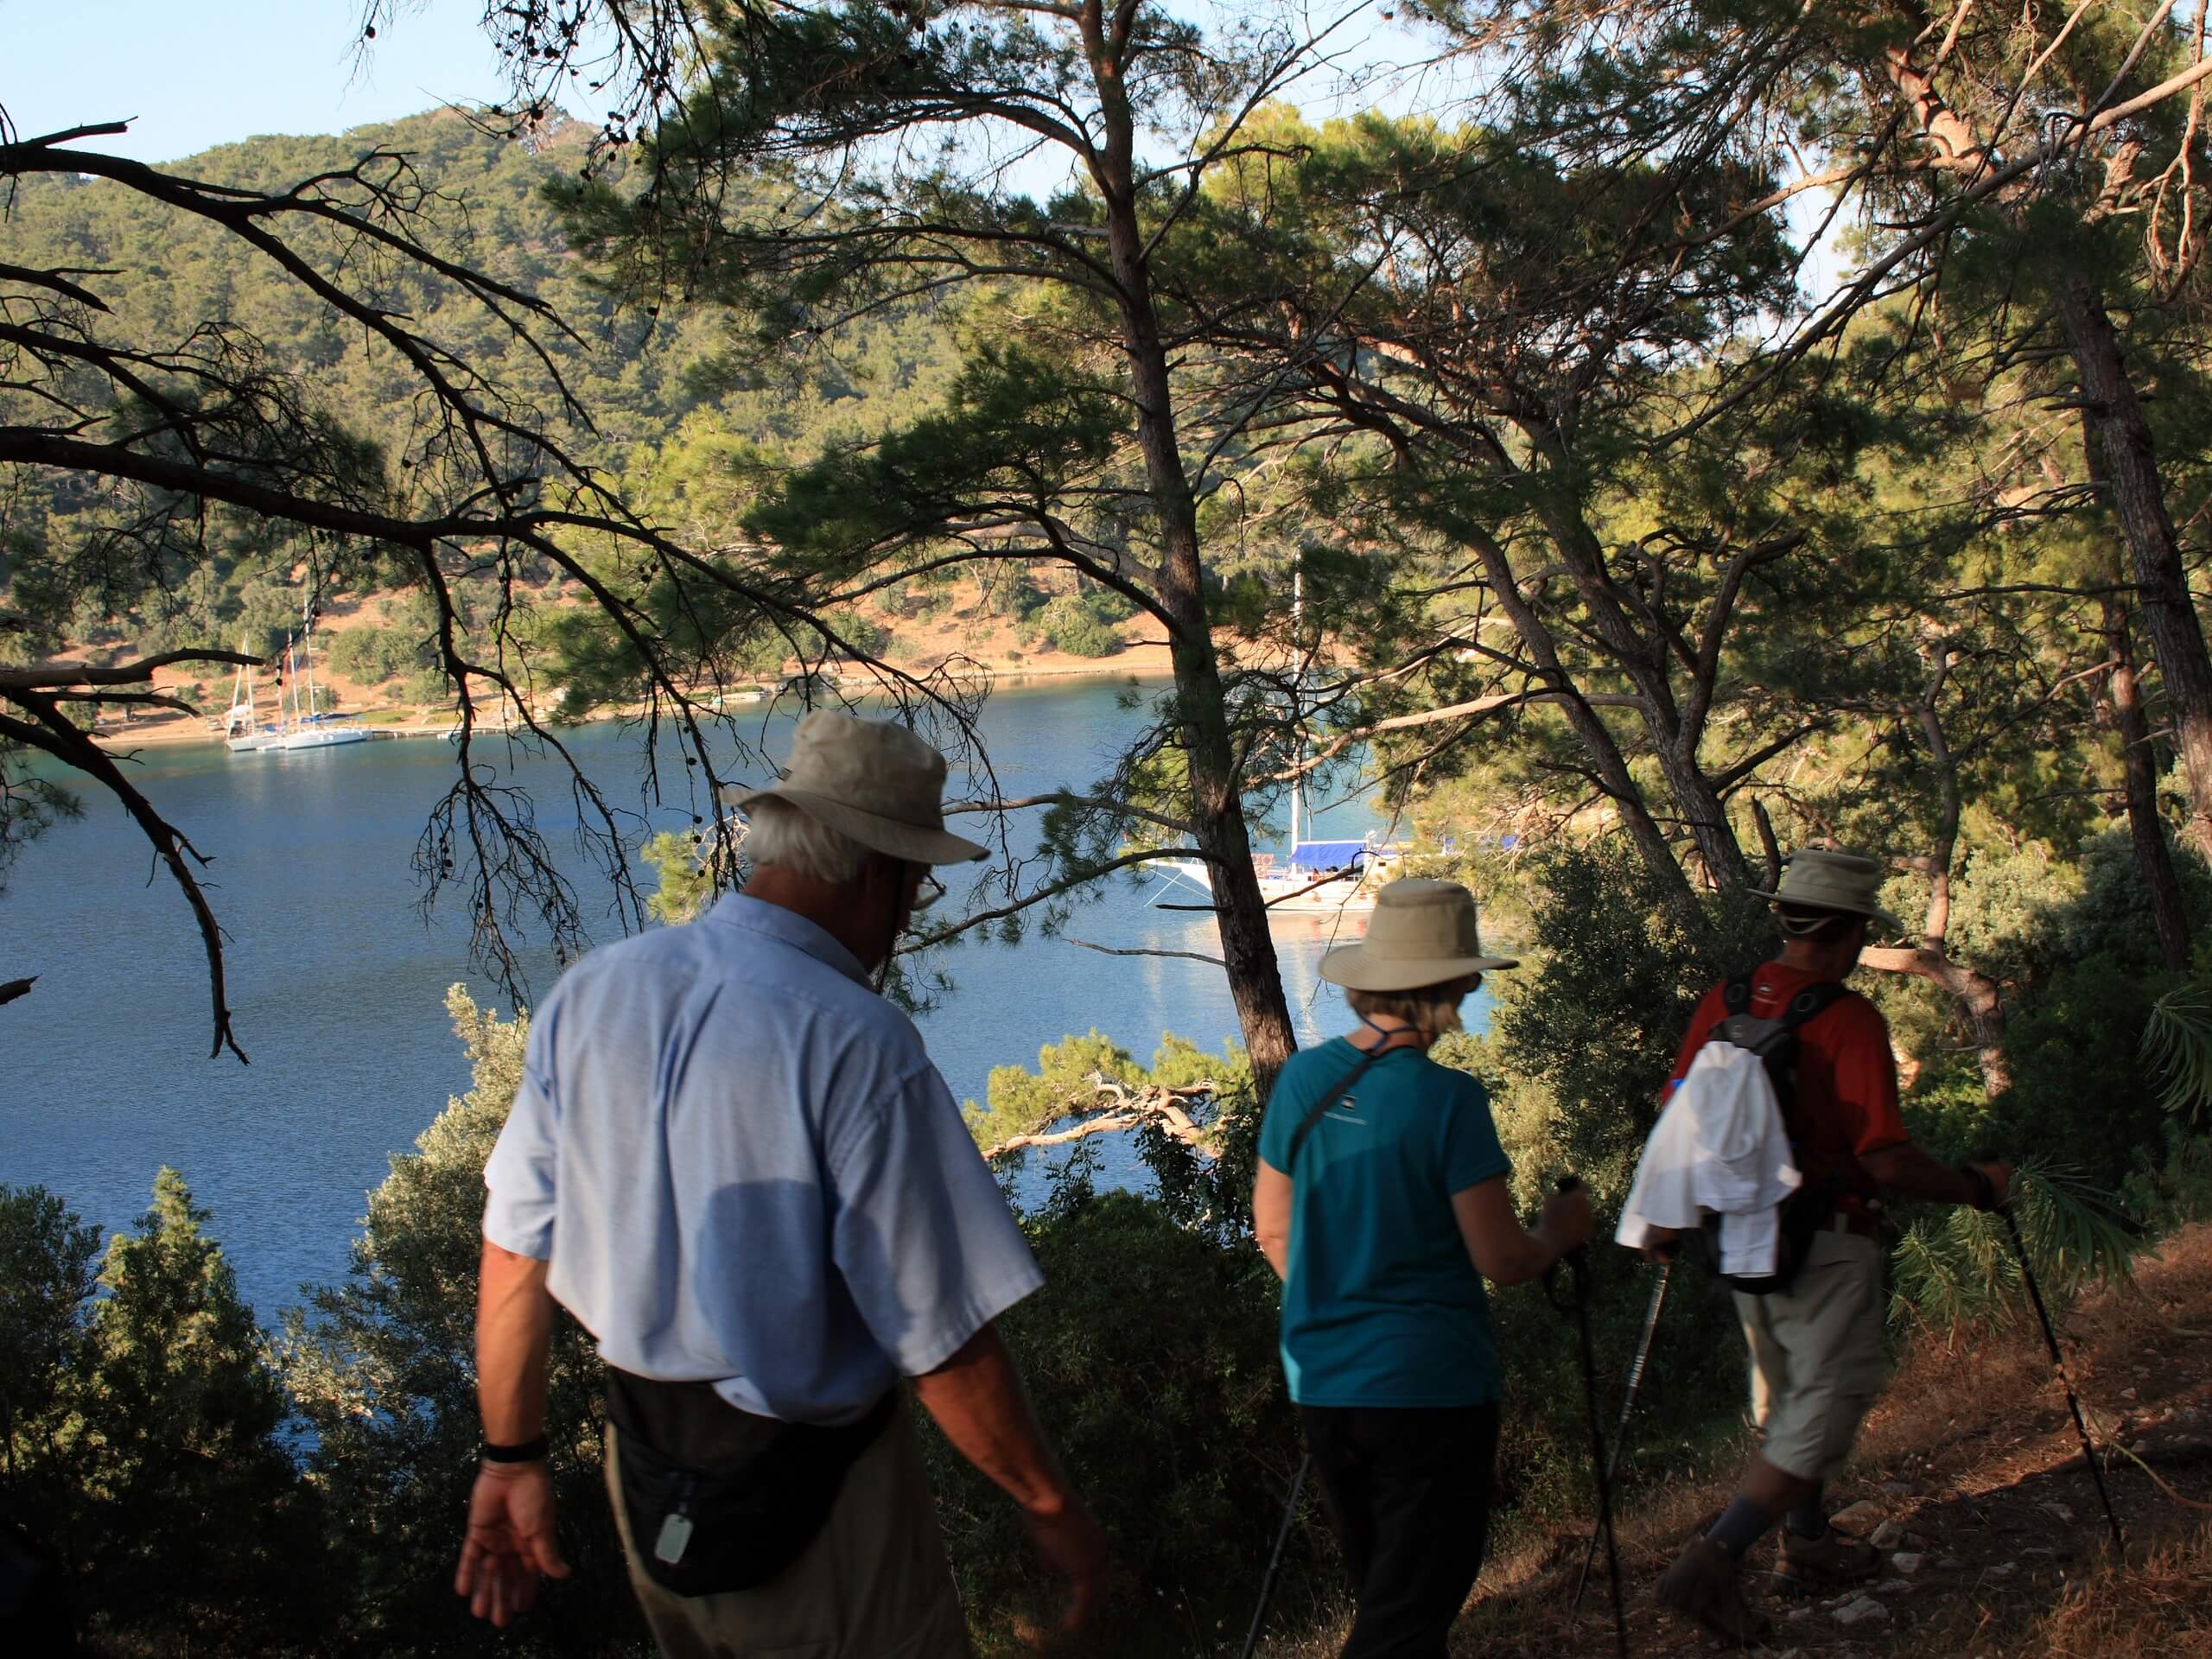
left=722, top=711, right=988, bottom=866
left=1319, top=878, right=1518, bottom=992
left=1751, top=847, right=1904, bottom=935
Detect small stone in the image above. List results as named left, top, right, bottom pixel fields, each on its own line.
left=1891, top=1552, right=1924, bottom=1576
left=1937, top=1555, right=1964, bottom=1571
left=2120, top=1387, right=2139, bottom=1400
left=1834, top=1595, right=1891, bottom=1627
left=1785, top=1605, right=1813, bottom=1623
left=1879, top=1479, right=1914, bottom=1496
left=1831, top=1500, right=1885, bottom=1535
left=2041, top=1503, right=2075, bottom=1522
left=1987, top=1560, right=2018, bottom=1580
left=1869, top=1519, right=1905, bottom=1549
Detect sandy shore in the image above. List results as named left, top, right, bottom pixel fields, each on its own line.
left=82, top=645, right=1182, bottom=752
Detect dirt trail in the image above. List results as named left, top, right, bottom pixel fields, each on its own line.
left=1435, top=1224, right=2212, bottom=1657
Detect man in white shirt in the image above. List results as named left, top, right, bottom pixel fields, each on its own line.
left=454, top=712, right=1108, bottom=1656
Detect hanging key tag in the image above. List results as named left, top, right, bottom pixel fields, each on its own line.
left=654, top=1510, right=695, bottom=1567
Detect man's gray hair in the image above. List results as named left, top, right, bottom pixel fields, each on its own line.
left=742, top=796, right=868, bottom=884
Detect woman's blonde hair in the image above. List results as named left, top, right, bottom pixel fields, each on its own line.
left=1344, top=977, right=1480, bottom=1041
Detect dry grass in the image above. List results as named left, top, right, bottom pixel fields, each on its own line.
left=1929, top=1522, right=2212, bottom=1656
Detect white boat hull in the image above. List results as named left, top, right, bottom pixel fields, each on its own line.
left=1155, top=855, right=1386, bottom=913
left=270, top=726, right=372, bottom=750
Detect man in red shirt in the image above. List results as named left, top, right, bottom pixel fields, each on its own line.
left=1650, top=849, right=2010, bottom=1647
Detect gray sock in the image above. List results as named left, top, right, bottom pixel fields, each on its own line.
left=1785, top=1484, right=1827, bottom=1539
left=1706, top=1495, right=1777, bottom=1559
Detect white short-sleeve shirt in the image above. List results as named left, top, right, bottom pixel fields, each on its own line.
left=483, top=893, right=1043, bottom=1424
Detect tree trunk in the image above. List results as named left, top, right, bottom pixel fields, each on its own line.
left=2099, top=587, right=2194, bottom=971
left=1859, top=943, right=2012, bottom=1096
left=1090, top=30, right=1298, bottom=1096
left=1858, top=676, right=2010, bottom=1098
left=1651, top=735, right=1753, bottom=891
left=1460, top=525, right=1698, bottom=909
left=1530, top=496, right=1752, bottom=888
left=2050, top=278, right=2212, bottom=861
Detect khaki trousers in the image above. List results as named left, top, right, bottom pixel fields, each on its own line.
left=606, top=1403, right=972, bottom=1659
left=1732, top=1228, right=1888, bottom=1482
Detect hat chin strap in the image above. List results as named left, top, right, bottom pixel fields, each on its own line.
left=1357, top=1010, right=1426, bottom=1052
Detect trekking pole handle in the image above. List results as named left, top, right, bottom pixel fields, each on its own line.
left=1557, top=1173, right=1590, bottom=1255
left=1544, top=1174, right=1591, bottom=1309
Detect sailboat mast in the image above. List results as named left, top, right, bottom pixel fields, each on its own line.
left=302, top=601, right=318, bottom=721
left=1291, top=569, right=1305, bottom=848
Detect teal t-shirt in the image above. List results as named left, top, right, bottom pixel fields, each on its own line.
left=1258, top=1039, right=1512, bottom=1408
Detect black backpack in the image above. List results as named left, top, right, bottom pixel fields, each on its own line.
left=1698, top=972, right=1847, bottom=1296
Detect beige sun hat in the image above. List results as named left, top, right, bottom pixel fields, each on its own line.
left=723, top=711, right=988, bottom=866
left=1752, top=847, right=1904, bottom=935
left=1318, top=879, right=1518, bottom=992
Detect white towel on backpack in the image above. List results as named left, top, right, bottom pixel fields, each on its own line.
left=1615, top=1039, right=1802, bottom=1276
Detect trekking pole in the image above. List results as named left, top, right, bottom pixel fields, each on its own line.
left=1237, top=1454, right=1307, bottom=1659
left=1571, top=1255, right=1673, bottom=1614
left=1997, top=1200, right=2126, bottom=1552
left=1545, top=1177, right=1629, bottom=1659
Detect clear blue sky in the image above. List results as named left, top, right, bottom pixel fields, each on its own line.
left=3, top=1, right=516, bottom=162
left=5, top=2, right=1431, bottom=167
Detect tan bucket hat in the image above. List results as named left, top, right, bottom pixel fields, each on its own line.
left=723, top=711, right=988, bottom=866
left=1752, top=847, right=1904, bottom=934
left=1318, top=879, right=1518, bottom=992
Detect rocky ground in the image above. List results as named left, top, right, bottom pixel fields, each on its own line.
left=1415, top=1223, right=2212, bottom=1658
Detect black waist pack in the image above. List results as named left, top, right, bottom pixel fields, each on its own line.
left=603, top=1366, right=896, bottom=1598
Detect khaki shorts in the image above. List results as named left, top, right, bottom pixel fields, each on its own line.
left=1732, top=1228, right=1887, bottom=1483
left=607, top=1401, right=972, bottom=1659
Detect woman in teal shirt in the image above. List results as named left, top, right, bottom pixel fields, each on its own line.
left=1252, top=880, right=1591, bottom=1659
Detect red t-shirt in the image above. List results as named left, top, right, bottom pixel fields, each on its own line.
left=1669, top=963, right=1908, bottom=1215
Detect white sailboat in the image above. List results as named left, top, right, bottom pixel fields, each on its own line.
left=222, top=643, right=278, bottom=753
left=1153, top=573, right=1400, bottom=915
left=1154, top=778, right=1399, bottom=914
left=233, top=606, right=372, bottom=753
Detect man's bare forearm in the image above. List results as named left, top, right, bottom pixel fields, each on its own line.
left=1862, top=1142, right=1982, bottom=1206
left=910, top=1323, right=1074, bottom=1516
left=477, top=1237, right=555, bottom=1445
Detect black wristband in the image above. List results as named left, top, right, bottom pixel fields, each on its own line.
left=1959, top=1163, right=1997, bottom=1211
left=482, top=1434, right=550, bottom=1465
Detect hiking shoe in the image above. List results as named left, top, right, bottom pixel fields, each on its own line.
left=1773, top=1525, right=1882, bottom=1594
left=1653, top=1536, right=1772, bottom=1648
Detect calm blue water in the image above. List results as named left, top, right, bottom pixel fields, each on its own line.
left=2, top=677, right=1492, bottom=1322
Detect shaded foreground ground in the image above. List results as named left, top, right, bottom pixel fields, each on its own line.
left=1281, top=1224, right=2212, bottom=1657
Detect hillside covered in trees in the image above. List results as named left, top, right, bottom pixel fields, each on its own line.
left=6, top=2, right=2212, bottom=1653
left=0, top=105, right=969, bottom=664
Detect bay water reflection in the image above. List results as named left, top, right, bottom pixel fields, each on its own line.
left=2, top=676, right=1491, bottom=1321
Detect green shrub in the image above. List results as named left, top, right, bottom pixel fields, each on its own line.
left=1033, top=594, right=1125, bottom=658
left=324, top=623, right=430, bottom=684
left=916, top=1188, right=1322, bottom=1649
left=282, top=988, right=639, bottom=1655
left=0, top=1176, right=326, bottom=1650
